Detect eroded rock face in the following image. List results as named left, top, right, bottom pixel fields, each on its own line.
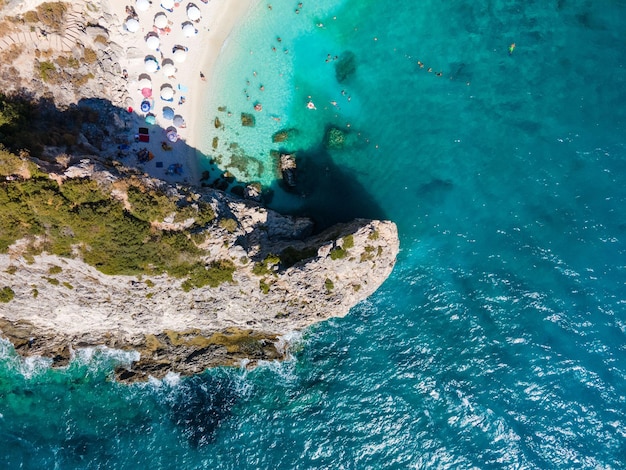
left=0, top=164, right=399, bottom=381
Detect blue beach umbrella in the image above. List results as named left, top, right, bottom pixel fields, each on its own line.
left=162, top=106, right=175, bottom=120
left=140, top=100, right=151, bottom=112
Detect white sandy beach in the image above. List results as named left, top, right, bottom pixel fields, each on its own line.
left=108, top=0, right=259, bottom=185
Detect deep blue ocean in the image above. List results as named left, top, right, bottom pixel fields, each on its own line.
left=2, top=0, right=626, bottom=467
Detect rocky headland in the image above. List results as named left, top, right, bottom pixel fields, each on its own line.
left=0, top=0, right=399, bottom=381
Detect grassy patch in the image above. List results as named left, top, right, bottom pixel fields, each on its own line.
left=324, top=278, right=334, bottom=292
left=45, top=277, right=60, bottom=285
left=329, top=246, right=347, bottom=260
left=48, top=265, right=62, bottom=275
left=259, top=278, right=270, bottom=294
left=279, top=246, right=317, bottom=268
left=83, top=48, right=98, bottom=64
left=360, top=245, right=376, bottom=262
left=5, top=265, right=17, bottom=275
left=343, top=234, right=354, bottom=249
left=218, top=218, right=237, bottom=233
left=37, top=60, right=57, bottom=82
left=0, top=286, right=14, bottom=302
left=180, top=259, right=235, bottom=292
left=62, top=281, right=73, bottom=290
left=252, top=254, right=280, bottom=276
left=36, top=2, right=68, bottom=32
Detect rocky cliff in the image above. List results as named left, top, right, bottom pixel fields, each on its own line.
left=0, top=159, right=398, bottom=381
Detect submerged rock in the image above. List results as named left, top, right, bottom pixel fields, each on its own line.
left=272, top=128, right=299, bottom=143
left=335, top=50, right=357, bottom=83
left=324, top=126, right=347, bottom=149
left=241, top=112, right=255, bottom=127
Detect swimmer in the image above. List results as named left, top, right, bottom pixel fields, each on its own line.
left=306, top=101, right=316, bottom=110
left=417, top=61, right=424, bottom=68
left=260, top=85, right=265, bottom=91
left=508, top=42, right=516, bottom=55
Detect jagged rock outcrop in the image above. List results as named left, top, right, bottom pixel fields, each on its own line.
left=0, top=161, right=399, bottom=381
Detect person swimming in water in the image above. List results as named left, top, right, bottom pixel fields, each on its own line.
left=509, top=43, right=516, bottom=55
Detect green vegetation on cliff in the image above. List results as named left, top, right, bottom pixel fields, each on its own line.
left=0, top=149, right=225, bottom=288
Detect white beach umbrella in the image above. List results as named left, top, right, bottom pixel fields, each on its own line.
left=182, top=22, right=197, bottom=38
left=136, top=0, right=150, bottom=12
left=161, top=62, right=176, bottom=77
left=154, top=12, right=168, bottom=29
left=173, top=47, right=187, bottom=63
left=160, top=84, right=174, bottom=100
left=161, top=0, right=174, bottom=9
left=187, top=5, right=201, bottom=21
left=145, top=34, right=160, bottom=50
left=138, top=77, right=152, bottom=89
left=144, top=57, right=159, bottom=73
left=125, top=17, right=140, bottom=33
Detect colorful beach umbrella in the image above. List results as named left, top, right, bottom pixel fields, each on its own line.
left=136, top=0, right=150, bottom=11
left=161, top=62, right=176, bottom=77
left=145, top=114, right=156, bottom=125
left=141, top=87, right=152, bottom=98
left=144, top=57, right=159, bottom=73
left=166, top=127, right=178, bottom=142
left=125, top=17, right=139, bottom=33
left=160, top=84, right=174, bottom=100
left=182, top=22, right=197, bottom=37
left=173, top=115, right=185, bottom=127
left=145, top=34, right=160, bottom=50
left=140, top=100, right=151, bottom=112
left=187, top=5, right=201, bottom=21
left=173, top=47, right=187, bottom=63
left=138, top=77, right=151, bottom=88
left=162, top=107, right=175, bottom=120
left=154, top=12, right=168, bottom=29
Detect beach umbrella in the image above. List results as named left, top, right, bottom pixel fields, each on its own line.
left=166, top=127, right=178, bottom=142
left=154, top=12, right=168, bottom=29
left=145, top=114, right=156, bottom=125
left=161, top=0, right=174, bottom=9
left=138, top=77, right=151, bottom=88
left=145, top=34, right=160, bottom=50
left=141, top=87, right=152, bottom=98
left=136, top=0, right=150, bottom=11
left=161, top=62, right=176, bottom=77
left=162, top=107, right=175, bottom=120
left=182, top=22, right=197, bottom=37
left=144, top=57, right=159, bottom=73
left=173, top=47, right=187, bottom=63
left=187, top=4, right=201, bottom=21
left=140, top=100, right=151, bottom=112
left=125, top=17, right=139, bottom=33
left=160, top=84, right=174, bottom=100
left=173, top=115, right=185, bottom=127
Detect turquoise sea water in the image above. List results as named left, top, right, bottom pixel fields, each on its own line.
left=3, top=0, right=626, bottom=467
